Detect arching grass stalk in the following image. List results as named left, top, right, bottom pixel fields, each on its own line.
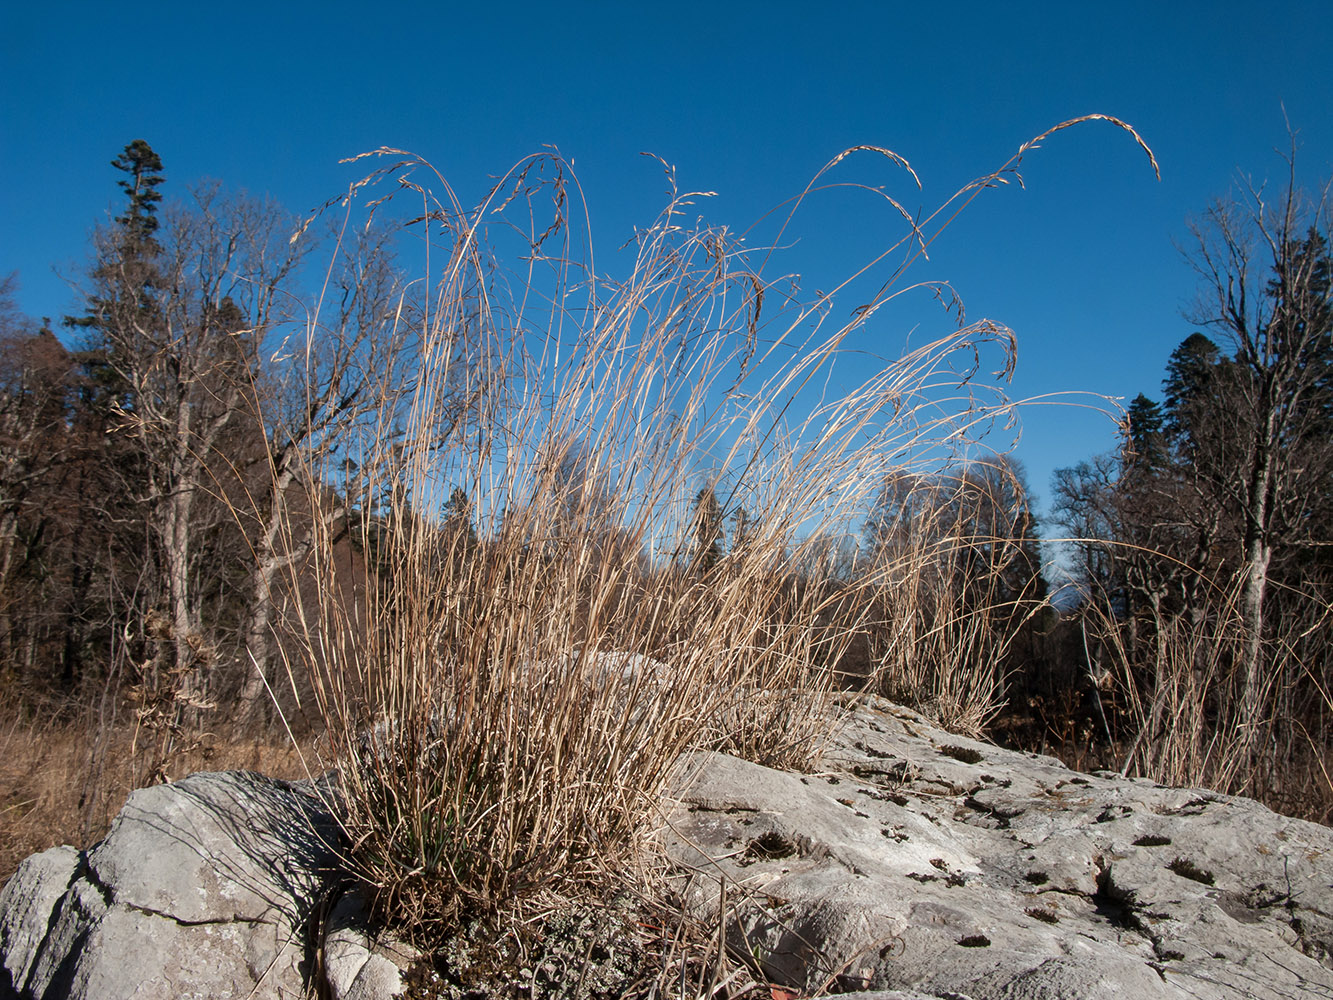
left=275, top=120, right=1154, bottom=943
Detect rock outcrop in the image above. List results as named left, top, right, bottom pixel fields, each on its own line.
left=664, top=696, right=1333, bottom=999
left=3, top=695, right=1332, bottom=999
left=0, top=770, right=348, bottom=999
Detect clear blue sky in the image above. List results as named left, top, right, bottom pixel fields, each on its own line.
left=3, top=1, right=1331, bottom=519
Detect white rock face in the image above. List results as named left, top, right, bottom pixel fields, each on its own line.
left=3, top=696, right=1331, bottom=1000
left=662, top=696, right=1333, bottom=999
left=0, top=770, right=345, bottom=1000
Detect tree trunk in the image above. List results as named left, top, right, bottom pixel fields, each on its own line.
left=235, top=487, right=288, bottom=728
left=164, top=485, right=196, bottom=679
left=235, top=457, right=311, bottom=729
left=1238, top=535, right=1272, bottom=738
left=1236, top=407, right=1276, bottom=756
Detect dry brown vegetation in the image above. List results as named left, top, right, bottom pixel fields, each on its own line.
left=0, top=696, right=306, bottom=883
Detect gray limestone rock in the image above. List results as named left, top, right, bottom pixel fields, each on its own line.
left=3, top=694, right=1331, bottom=1000
left=662, top=695, right=1333, bottom=1000
left=321, top=891, right=418, bottom=1000
left=0, top=770, right=344, bottom=999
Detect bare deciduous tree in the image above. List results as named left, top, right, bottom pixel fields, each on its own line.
left=233, top=221, right=414, bottom=725
left=76, top=144, right=305, bottom=705
left=1182, top=149, right=1333, bottom=739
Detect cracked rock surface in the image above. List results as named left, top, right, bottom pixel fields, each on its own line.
left=0, top=770, right=343, bottom=999
left=663, top=695, right=1333, bottom=1000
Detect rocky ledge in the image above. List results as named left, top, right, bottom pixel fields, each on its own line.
left=3, top=695, right=1331, bottom=999
left=665, top=696, right=1332, bottom=999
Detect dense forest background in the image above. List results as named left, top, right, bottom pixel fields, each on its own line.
left=1, top=140, right=1329, bottom=882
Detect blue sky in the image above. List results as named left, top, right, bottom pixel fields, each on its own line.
left=3, top=1, right=1331, bottom=520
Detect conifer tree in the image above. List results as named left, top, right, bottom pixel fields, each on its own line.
left=1161, top=332, right=1222, bottom=453
left=111, top=140, right=165, bottom=257
left=442, top=486, right=478, bottom=550
left=1124, top=394, right=1167, bottom=471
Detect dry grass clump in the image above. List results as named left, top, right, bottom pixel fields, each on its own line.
left=263, top=118, right=1156, bottom=946
left=1094, top=580, right=1253, bottom=789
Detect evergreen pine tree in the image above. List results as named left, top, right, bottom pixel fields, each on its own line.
left=111, top=140, right=166, bottom=258
left=1161, top=332, right=1221, bottom=450
left=68, top=140, right=168, bottom=413
left=1123, top=393, right=1167, bottom=471
left=442, top=486, right=478, bottom=550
